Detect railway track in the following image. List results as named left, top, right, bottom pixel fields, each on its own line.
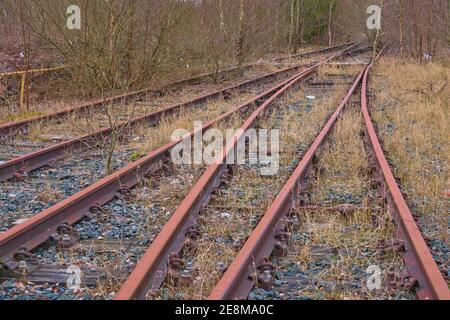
left=0, top=65, right=282, bottom=138
left=0, top=45, right=361, bottom=184
left=6, top=44, right=439, bottom=301
left=205, top=54, right=449, bottom=300
left=112, top=50, right=448, bottom=300
left=146, top=64, right=364, bottom=301
left=0, top=43, right=352, bottom=138
left=0, top=45, right=361, bottom=299
left=0, top=62, right=320, bottom=181
left=5, top=43, right=440, bottom=300
left=114, top=50, right=375, bottom=300
left=0, top=66, right=249, bottom=136
left=4, top=45, right=435, bottom=301
left=0, top=67, right=314, bottom=233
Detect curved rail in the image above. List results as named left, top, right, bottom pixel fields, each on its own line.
left=209, top=65, right=368, bottom=300
left=208, top=53, right=450, bottom=301
left=114, top=45, right=356, bottom=300
left=0, top=54, right=337, bottom=268
left=0, top=61, right=309, bottom=182
left=360, top=63, right=449, bottom=300
left=0, top=67, right=251, bottom=137
left=0, top=43, right=353, bottom=137
left=0, top=44, right=361, bottom=183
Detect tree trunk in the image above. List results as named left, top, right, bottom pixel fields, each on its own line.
left=328, top=0, right=334, bottom=46
left=288, top=0, right=295, bottom=49
left=399, top=0, right=404, bottom=56
left=412, top=0, right=418, bottom=56
left=237, top=0, right=245, bottom=68
left=372, top=0, right=384, bottom=61
left=18, top=0, right=30, bottom=112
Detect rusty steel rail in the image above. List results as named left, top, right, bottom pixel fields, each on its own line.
left=208, top=53, right=450, bottom=300
left=208, top=65, right=368, bottom=300
left=360, top=64, right=450, bottom=300
left=0, top=43, right=352, bottom=137
left=0, top=66, right=250, bottom=137
left=0, top=61, right=314, bottom=183
left=113, top=45, right=356, bottom=300
left=272, top=42, right=353, bottom=62
left=0, top=54, right=335, bottom=269
left=0, top=43, right=360, bottom=183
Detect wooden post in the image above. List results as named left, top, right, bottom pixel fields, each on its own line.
left=399, top=0, right=404, bottom=57
left=328, top=0, right=334, bottom=46
left=25, top=69, right=29, bottom=112
left=420, top=35, right=423, bottom=64
left=288, top=0, right=295, bottom=50
left=20, top=73, right=26, bottom=112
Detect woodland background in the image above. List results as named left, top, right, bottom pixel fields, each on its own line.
left=0, top=0, right=449, bottom=94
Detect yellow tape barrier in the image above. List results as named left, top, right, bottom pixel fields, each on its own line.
left=0, top=65, right=67, bottom=78
left=0, top=65, right=67, bottom=110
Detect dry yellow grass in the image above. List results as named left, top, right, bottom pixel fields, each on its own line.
left=276, top=100, right=410, bottom=300
left=20, top=64, right=294, bottom=142
left=308, top=107, right=371, bottom=205
left=371, top=59, right=449, bottom=243
left=132, top=91, right=255, bottom=155
left=0, top=63, right=281, bottom=125
left=285, top=208, right=409, bottom=300
left=318, top=64, right=362, bottom=79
